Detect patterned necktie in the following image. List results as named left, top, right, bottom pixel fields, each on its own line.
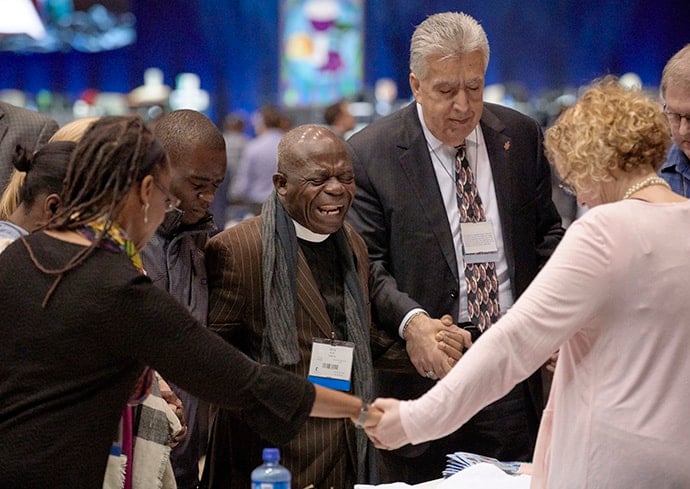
left=455, top=145, right=500, bottom=331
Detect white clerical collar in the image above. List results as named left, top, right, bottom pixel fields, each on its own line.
left=293, top=219, right=330, bottom=242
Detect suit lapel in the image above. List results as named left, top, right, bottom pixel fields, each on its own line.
left=480, top=107, right=516, bottom=281
left=398, top=105, right=459, bottom=281
left=295, top=248, right=334, bottom=338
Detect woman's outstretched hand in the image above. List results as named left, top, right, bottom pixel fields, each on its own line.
left=365, top=397, right=409, bottom=450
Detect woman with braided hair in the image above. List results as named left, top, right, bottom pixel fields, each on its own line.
left=0, top=115, right=380, bottom=488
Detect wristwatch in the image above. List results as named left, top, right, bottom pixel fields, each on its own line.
left=355, top=399, right=369, bottom=429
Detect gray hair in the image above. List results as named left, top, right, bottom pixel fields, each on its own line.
left=410, top=12, right=490, bottom=80
left=661, top=43, right=690, bottom=97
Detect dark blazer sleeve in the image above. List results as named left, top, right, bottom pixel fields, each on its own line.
left=205, top=218, right=261, bottom=350
left=346, top=110, right=428, bottom=337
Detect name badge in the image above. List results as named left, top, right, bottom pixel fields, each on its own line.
left=460, top=221, right=499, bottom=263
left=307, top=338, right=354, bottom=391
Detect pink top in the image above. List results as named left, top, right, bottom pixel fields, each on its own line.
left=399, top=199, right=690, bottom=488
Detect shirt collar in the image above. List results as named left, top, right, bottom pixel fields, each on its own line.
left=660, top=143, right=690, bottom=175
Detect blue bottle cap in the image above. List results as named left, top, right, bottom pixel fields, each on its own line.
left=262, top=447, right=280, bottom=463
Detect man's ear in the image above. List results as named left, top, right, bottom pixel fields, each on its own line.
left=273, top=172, right=288, bottom=196
left=409, top=73, right=421, bottom=102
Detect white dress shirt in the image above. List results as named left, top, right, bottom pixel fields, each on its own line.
left=415, top=103, right=514, bottom=324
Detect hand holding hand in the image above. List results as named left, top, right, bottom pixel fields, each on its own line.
left=405, top=314, right=471, bottom=379
left=436, top=314, right=472, bottom=368
left=362, top=403, right=383, bottom=429
left=365, top=398, right=408, bottom=450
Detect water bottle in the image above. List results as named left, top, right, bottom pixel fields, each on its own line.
left=251, top=447, right=291, bottom=489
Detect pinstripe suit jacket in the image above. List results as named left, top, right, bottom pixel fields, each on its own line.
left=0, top=102, right=58, bottom=193
left=202, top=216, right=372, bottom=489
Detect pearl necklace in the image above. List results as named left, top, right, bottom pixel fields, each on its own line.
left=622, top=175, right=670, bottom=200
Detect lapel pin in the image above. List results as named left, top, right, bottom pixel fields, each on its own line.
left=504, top=140, right=511, bottom=151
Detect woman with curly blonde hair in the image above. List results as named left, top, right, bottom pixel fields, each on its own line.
left=546, top=77, right=674, bottom=206
left=367, top=78, right=690, bottom=488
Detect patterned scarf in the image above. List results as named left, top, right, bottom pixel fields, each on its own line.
left=78, top=219, right=144, bottom=274
left=260, top=192, right=374, bottom=483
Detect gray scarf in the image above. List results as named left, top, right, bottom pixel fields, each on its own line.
left=260, top=191, right=374, bottom=483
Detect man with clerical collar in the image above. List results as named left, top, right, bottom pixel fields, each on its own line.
left=201, top=124, right=377, bottom=489
left=201, top=125, right=462, bottom=488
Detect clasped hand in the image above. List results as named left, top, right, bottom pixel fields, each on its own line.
left=405, top=314, right=472, bottom=380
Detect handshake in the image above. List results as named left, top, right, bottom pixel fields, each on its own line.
left=349, top=397, right=411, bottom=450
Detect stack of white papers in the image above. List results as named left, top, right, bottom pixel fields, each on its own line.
left=438, top=463, right=530, bottom=488
left=443, top=451, right=522, bottom=477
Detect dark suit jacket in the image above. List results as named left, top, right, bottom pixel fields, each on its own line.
left=0, top=102, right=59, bottom=193
left=346, top=101, right=564, bottom=470
left=202, top=217, right=373, bottom=489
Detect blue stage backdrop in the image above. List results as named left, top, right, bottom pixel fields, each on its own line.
left=0, top=0, right=688, bottom=123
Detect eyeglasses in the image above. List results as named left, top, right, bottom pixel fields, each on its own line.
left=663, top=104, right=690, bottom=127
left=154, top=181, right=181, bottom=212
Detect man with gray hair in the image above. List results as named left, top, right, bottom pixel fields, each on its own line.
left=347, top=11, right=564, bottom=482
left=659, top=43, right=690, bottom=196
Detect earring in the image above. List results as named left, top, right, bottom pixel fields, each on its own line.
left=143, top=202, right=150, bottom=224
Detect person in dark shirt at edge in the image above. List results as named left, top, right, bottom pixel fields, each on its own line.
left=659, top=43, right=690, bottom=196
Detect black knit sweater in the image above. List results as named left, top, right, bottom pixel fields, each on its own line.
left=0, top=232, right=314, bottom=488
